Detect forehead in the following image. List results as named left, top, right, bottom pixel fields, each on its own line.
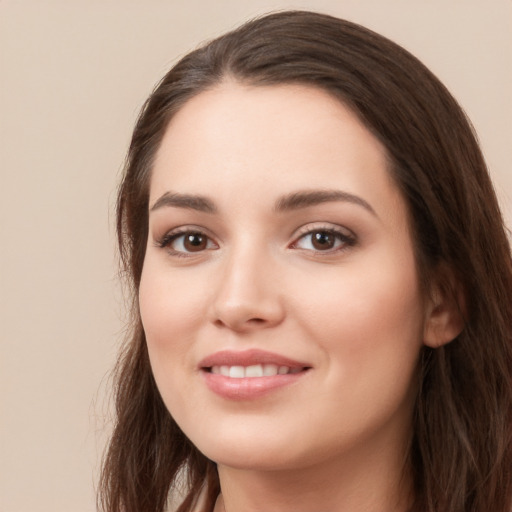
left=150, top=81, right=403, bottom=219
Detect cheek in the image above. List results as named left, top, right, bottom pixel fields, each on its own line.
left=139, top=260, right=205, bottom=338
left=138, top=264, right=211, bottom=425
left=138, top=262, right=207, bottom=386
left=290, top=258, right=424, bottom=450
left=295, top=250, right=425, bottom=378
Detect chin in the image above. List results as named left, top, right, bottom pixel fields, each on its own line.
left=188, top=423, right=333, bottom=473
left=186, top=421, right=303, bottom=470
left=203, top=443, right=298, bottom=471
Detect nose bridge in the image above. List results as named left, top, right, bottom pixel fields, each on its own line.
left=210, top=235, right=283, bottom=330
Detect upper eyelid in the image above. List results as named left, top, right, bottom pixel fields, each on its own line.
left=291, top=222, right=355, bottom=239
left=155, top=229, right=219, bottom=256
left=289, top=223, right=357, bottom=252
left=156, top=225, right=217, bottom=241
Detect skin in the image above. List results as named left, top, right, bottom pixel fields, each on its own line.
left=139, top=82, right=451, bottom=512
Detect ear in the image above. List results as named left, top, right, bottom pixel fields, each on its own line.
left=423, top=264, right=466, bottom=348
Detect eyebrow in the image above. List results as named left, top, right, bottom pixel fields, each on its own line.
left=150, top=189, right=376, bottom=216
left=274, top=189, right=376, bottom=216
left=150, top=192, right=217, bottom=213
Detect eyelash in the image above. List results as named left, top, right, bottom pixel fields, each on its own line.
left=155, top=227, right=218, bottom=258
left=290, top=224, right=357, bottom=255
left=155, top=224, right=357, bottom=257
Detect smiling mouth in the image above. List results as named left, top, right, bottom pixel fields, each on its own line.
left=206, top=364, right=307, bottom=378
left=199, top=349, right=311, bottom=399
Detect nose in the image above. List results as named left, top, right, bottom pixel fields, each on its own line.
left=209, top=245, right=285, bottom=332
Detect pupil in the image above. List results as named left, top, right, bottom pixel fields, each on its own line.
left=188, top=234, right=202, bottom=245
left=185, top=233, right=206, bottom=251
left=313, top=231, right=334, bottom=250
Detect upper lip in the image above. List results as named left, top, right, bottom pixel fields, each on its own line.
left=199, top=349, right=310, bottom=369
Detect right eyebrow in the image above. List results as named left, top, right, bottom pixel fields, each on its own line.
left=149, top=192, right=217, bottom=214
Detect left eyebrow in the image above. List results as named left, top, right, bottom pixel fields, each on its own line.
left=274, top=189, right=377, bottom=217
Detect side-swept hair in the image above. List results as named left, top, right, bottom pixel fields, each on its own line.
left=99, top=11, right=512, bottom=512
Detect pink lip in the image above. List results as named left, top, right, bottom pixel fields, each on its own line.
left=199, top=349, right=311, bottom=401
left=199, top=348, right=308, bottom=369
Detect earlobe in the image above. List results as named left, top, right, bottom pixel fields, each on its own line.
left=423, top=267, right=466, bottom=348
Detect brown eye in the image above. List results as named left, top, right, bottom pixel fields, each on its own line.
left=182, top=233, right=207, bottom=252
left=294, top=228, right=355, bottom=253
left=163, top=231, right=217, bottom=254
left=311, top=231, right=336, bottom=250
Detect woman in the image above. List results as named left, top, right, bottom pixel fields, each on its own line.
left=99, top=11, right=512, bottom=512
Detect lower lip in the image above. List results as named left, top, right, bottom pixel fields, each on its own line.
left=201, top=370, right=308, bottom=400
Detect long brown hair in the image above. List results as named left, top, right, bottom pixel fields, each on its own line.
left=99, top=11, right=512, bottom=512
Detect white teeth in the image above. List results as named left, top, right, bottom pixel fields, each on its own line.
left=245, top=364, right=263, bottom=377
left=263, top=364, right=278, bottom=376
left=229, top=366, right=245, bottom=378
left=209, top=364, right=302, bottom=378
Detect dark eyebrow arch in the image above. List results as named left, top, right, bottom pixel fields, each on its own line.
left=274, top=189, right=376, bottom=216
left=150, top=192, right=217, bottom=214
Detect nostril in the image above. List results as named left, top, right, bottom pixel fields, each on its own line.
left=214, top=317, right=265, bottom=328
left=211, top=298, right=285, bottom=330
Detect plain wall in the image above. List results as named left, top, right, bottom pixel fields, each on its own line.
left=1, top=1, right=510, bottom=511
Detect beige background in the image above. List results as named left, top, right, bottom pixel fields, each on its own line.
left=1, top=1, right=510, bottom=511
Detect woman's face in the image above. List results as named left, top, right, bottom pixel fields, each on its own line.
left=140, top=82, right=430, bottom=471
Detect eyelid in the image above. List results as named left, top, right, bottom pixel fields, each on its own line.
left=154, top=225, right=219, bottom=255
left=153, top=222, right=356, bottom=257
left=292, top=222, right=355, bottom=239
left=289, top=222, right=357, bottom=253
